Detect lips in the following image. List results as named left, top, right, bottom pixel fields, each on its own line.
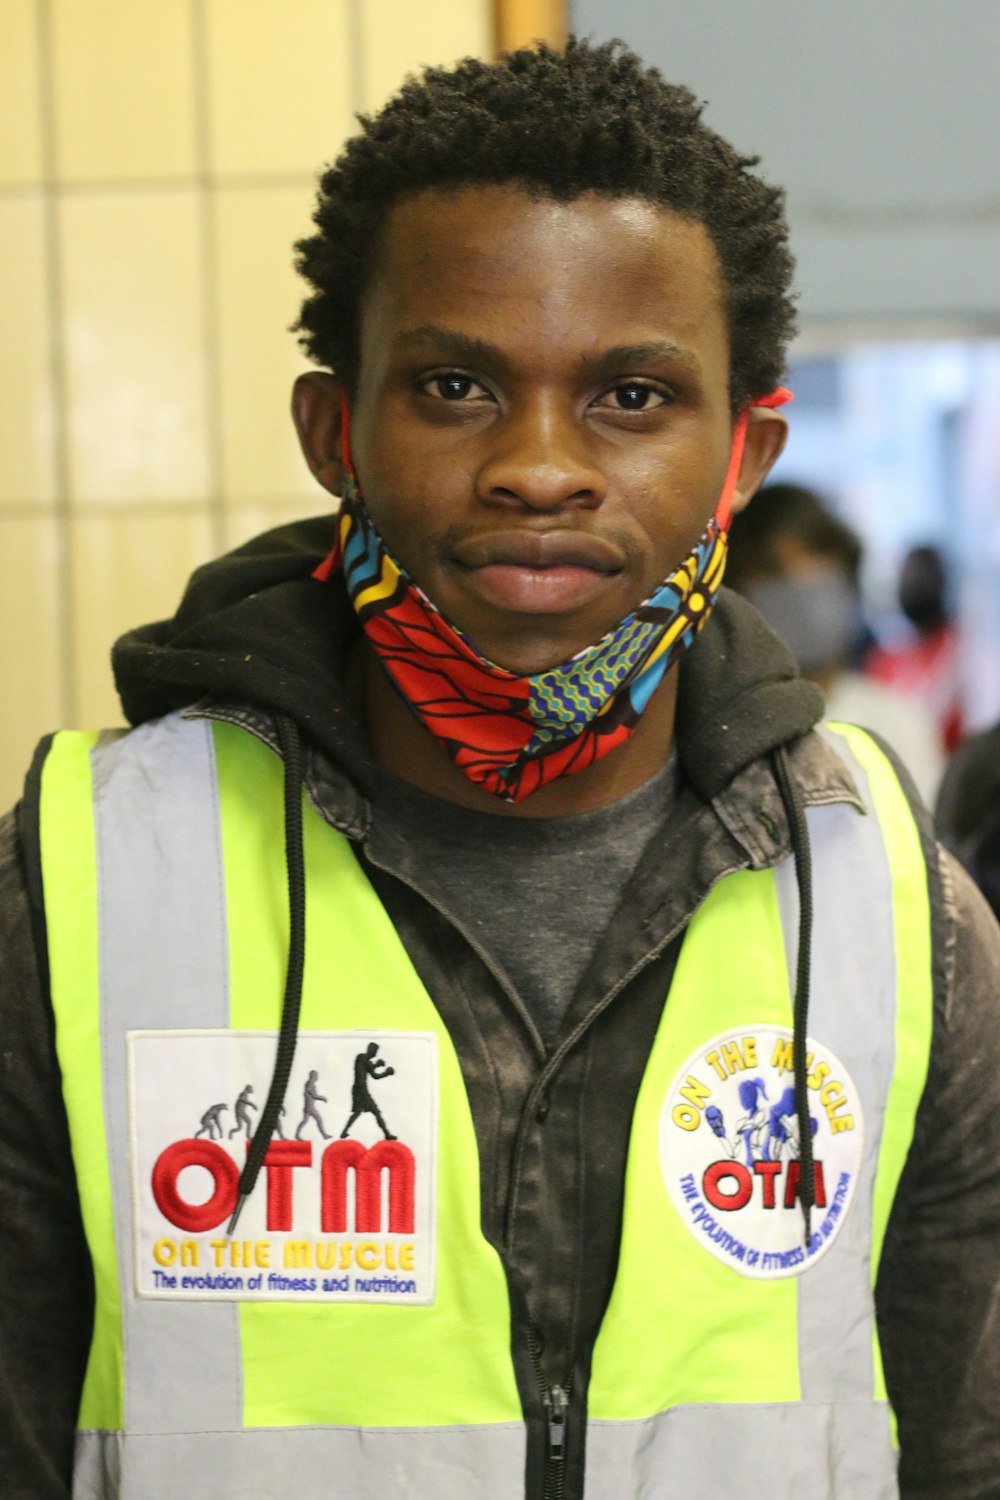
left=450, top=529, right=626, bottom=615
left=452, top=528, right=626, bottom=573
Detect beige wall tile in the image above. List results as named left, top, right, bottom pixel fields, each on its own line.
left=212, top=186, right=317, bottom=503
left=0, top=516, right=64, bottom=812
left=69, top=508, right=215, bottom=728
left=0, top=0, right=44, bottom=185
left=50, top=0, right=197, bottom=181
left=222, top=498, right=326, bottom=553
left=59, top=191, right=210, bottom=504
left=205, top=0, right=354, bottom=175
left=0, top=197, right=56, bottom=504
left=360, top=0, right=492, bottom=111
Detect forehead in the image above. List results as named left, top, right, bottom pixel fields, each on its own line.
left=359, top=185, right=728, bottom=374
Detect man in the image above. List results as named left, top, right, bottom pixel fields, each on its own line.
left=227, top=1083, right=257, bottom=1140
left=295, top=1069, right=331, bottom=1140
left=340, top=1043, right=397, bottom=1141
left=868, top=544, right=964, bottom=752
left=1, top=39, right=999, bottom=1500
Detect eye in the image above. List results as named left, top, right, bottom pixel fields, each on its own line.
left=423, top=372, right=493, bottom=402
left=594, top=381, right=670, bottom=412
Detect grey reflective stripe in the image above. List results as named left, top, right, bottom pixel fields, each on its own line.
left=584, top=1403, right=897, bottom=1498
left=75, top=1423, right=526, bottom=1499
left=72, top=1429, right=121, bottom=1500
left=772, top=733, right=898, bottom=1408
left=91, top=714, right=242, bottom=1437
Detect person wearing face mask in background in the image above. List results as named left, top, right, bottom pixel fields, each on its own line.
left=726, top=482, right=944, bottom=805
left=866, top=544, right=964, bottom=754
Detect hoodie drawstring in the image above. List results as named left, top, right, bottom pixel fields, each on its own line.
left=228, top=713, right=307, bottom=1234
left=771, top=745, right=816, bottom=1248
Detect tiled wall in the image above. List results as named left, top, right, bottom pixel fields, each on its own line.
left=1, top=0, right=493, bottom=810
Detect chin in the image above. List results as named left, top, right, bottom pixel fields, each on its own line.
left=476, top=631, right=598, bottom=676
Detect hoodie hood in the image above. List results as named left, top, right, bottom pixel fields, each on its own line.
left=112, top=513, right=824, bottom=805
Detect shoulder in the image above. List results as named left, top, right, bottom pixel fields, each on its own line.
left=833, top=727, right=1000, bottom=1187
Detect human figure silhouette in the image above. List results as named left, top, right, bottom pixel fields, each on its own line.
left=734, top=1077, right=769, bottom=1165
left=228, top=1084, right=257, bottom=1139
left=340, top=1043, right=396, bottom=1140
left=194, top=1102, right=227, bottom=1140
left=296, top=1070, right=331, bottom=1139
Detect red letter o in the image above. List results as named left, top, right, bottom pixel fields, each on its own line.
left=151, top=1139, right=239, bottom=1231
left=703, top=1160, right=752, bottom=1211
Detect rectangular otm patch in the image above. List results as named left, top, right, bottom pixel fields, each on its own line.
left=128, top=1030, right=438, bottom=1304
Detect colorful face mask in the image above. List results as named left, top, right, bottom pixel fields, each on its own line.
left=314, top=391, right=791, bottom=803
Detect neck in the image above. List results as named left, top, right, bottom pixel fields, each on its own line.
left=357, top=639, right=679, bottom=818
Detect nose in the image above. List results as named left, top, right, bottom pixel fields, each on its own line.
left=475, top=396, right=607, bottom=513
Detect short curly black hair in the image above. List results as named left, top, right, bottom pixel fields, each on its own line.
left=294, top=38, right=796, bottom=411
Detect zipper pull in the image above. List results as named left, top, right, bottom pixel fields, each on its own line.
left=544, top=1384, right=569, bottom=1461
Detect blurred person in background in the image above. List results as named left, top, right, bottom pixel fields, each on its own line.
left=866, top=543, right=964, bottom=752
left=727, top=482, right=944, bottom=804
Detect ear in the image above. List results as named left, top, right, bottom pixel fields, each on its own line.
left=729, top=408, right=788, bottom=518
left=291, top=372, right=346, bottom=496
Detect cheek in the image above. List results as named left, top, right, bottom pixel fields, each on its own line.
left=630, top=473, right=721, bottom=572
left=359, top=475, right=447, bottom=574
left=361, top=444, right=474, bottom=561
left=619, top=420, right=731, bottom=548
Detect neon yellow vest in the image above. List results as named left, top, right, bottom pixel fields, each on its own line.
left=40, top=715, right=932, bottom=1498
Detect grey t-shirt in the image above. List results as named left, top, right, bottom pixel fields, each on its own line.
left=372, top=759, right=678, bottom=1046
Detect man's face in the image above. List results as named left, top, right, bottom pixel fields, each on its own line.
left=347, top=185, right=738, bottom=675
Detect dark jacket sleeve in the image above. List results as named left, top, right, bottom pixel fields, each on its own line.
left=0, top=807, right=93, bottom=1500
left=877, top=848, right=1000, bottom=1499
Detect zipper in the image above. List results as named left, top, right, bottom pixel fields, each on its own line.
left=542, top=1384, right=570, bottom=1499
left=528, top=1325, right=571, bottom=1500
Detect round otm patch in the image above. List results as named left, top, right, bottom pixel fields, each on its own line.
left=660, top=1024, right=864, bottom=1278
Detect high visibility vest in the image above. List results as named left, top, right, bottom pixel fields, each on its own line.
left=39, top=713, right=932, bottom=1499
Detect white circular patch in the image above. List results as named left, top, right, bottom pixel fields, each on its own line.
left=660, top=1024, right=864, bottom=1279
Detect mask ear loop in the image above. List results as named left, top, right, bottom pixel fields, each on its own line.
left=714, top=386, right=793, bottom=532
left=339, top=388, right=355, bottom=478
left=312, top=389, right=355, bottom=582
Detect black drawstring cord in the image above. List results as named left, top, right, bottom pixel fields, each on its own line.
left=772, top=745, right=815, bottom=1249
left=228, top=713, right=307, bottom=1234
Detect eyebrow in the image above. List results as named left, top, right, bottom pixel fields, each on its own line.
left=392, top=327, right=700, bottom=378
left=589, top=341, right=700, bottom=375
left=392, top=326, right=511, bottom=374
